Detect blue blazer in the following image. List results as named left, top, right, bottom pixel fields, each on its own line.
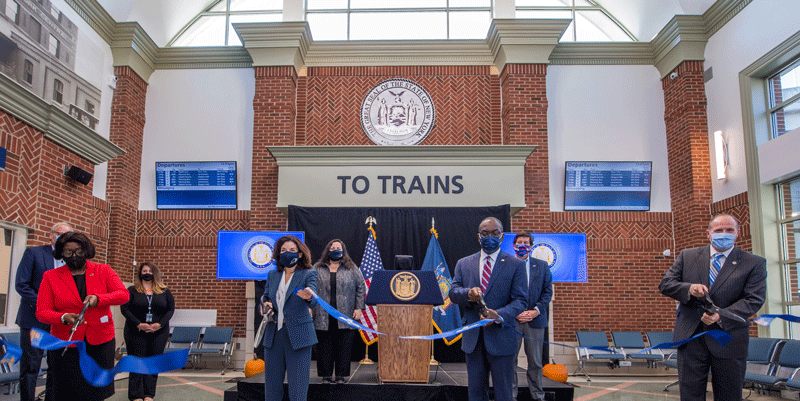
left=525, top=256, right=553, bottom=329
left=262, top=269, right=318, bottom=351
left=15, top=245, right=55, bottom=330
left=450, top=250, right=527, bottom=356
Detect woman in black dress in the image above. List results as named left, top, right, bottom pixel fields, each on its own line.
left=120, top=262, right=175, bottom=401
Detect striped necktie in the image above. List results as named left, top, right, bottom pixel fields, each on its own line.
left=710, top=253, right=724, bottom=287
left=481, top=255, right=492, bottom=293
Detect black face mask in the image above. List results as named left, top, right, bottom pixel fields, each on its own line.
left=140, top=273, right=154, bottom=282
left=328, top=250, right=344, bottom=261
left=64, top=256, right=87, bottom=271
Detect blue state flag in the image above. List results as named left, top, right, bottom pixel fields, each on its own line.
left=421, top=233, right=462, bottom=345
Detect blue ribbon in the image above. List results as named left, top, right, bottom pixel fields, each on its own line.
left=309, top=291, right=496, bottom=340
left=0, top=337, right=22, bottom=365
left=636, top=329, right=731, bottom=353
left=30, top=328, right=190, bottom=387
left=754, top=314, right=800, bottom=326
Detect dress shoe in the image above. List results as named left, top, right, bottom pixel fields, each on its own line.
left=335, top=376, right=346, bottom=384
left=322, top=376, right=333, bottom=383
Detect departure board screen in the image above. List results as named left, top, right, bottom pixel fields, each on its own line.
left=564, top=161, right=652, bottom=211
left=156, top=161, right=237, bottom=209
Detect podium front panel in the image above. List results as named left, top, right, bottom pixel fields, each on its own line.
left=376, top=304, right=432, bottom=383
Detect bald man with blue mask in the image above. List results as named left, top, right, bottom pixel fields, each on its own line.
left=659, top=214, right=766, bottom=401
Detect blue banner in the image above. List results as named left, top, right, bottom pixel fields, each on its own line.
left=421, top=232, right=462, bottom=345
left=217, top=231, right=305, bottom=279
left=501, top=233, right=587, bottom=282
left=754, top=314, right=800, bottom=326
left=30, top=328, right=190, bottom=387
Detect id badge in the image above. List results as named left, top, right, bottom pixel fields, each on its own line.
left=145, top=313, right=153, bottom=323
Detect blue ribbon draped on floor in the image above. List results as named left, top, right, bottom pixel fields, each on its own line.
left=308, top=290, right=731, bottom=351
left=754, top=314, right=800, bottom=326
left=29, top=328, right=190, bottom=387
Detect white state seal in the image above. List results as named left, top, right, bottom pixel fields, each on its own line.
left=360, top=78, right=435, bottom=146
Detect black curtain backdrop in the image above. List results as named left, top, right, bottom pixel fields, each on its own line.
left=286, top=205, right=510, bottom=364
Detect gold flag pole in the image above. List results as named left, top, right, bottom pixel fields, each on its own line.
left=360, top=216, right=377, bottom=365
left=430, top=217, right=440, bottom=366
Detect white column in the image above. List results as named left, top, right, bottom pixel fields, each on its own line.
left=283, top=0, right=305, bottom=21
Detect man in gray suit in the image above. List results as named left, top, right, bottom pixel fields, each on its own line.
left=659, top=214, right=766, bottom=401
left=14, top=222, right=72, bottom=401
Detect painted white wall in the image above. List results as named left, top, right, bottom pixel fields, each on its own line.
left=97, top=0, right=211, bottom=47
left=703, top=0, right=800, bottom=201
left=139, top=69, right=255, bottom=210
left=759, top=127, right=800, bottom=184
left=547, top=64, right=670, bottom=212
left=51, top=0, right=115, bottom=200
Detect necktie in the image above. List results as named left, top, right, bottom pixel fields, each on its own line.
left=481, top=256, right=492, bottom=293
left=710, top=253, right=724, bottom=287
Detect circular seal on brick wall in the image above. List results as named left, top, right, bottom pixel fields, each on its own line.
left=360, top=78, right=435, bottom=146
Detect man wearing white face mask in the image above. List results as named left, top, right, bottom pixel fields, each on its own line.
left=659, top=214, right=766, bottom=401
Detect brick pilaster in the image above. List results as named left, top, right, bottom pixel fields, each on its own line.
left=106, top=66, right=147, bottom=273
left=662, top=61, right=714, bottom=252
left=501, top=64, right=550, bottom=232
left=250, top=66, right=297, bottom=231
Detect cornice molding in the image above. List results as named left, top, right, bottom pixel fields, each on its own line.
left=650, top=15, right=708, bottom=78
left=487, top=19, right=571, bottom=69
left=63, top=0, right=115, bottom=45
left=268, top=146, right=537, bottom=167
left=305, top=40, right=493, bottom=66
left=111, top=22, right=159, bottom=82
left=155, top=47, right=254, bottom=69
left=233, top=22, right=311, bottom=72
left=549, top=43, right=654, bottom=65
left=0, top=74, right=125, bottom=165
left=703, top=0, right=753, bottom=38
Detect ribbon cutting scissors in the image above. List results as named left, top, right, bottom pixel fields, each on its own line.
left=699, top=292, right=747, bottom=324
left=63, top=300, right=90, bottom=356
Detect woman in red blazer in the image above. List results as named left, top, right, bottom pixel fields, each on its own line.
left=36, top=232, right=129, bottom=400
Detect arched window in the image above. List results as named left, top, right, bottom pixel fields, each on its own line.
left=169, top=0, right=283, bottom=46
left=515, top=0, right=635, bottom=42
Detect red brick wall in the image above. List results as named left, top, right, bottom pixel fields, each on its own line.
left=662, top=61, right=714, bottom=253
left=135, top=210, right=250, bottom=334
left=0, top=109, right=109, bottom=258
left=106, top=66, right=148, bottom=273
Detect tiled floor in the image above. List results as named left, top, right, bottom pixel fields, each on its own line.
left=0, top=371, right=792, bottom=400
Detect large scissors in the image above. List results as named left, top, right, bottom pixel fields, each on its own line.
left=699, top=292, right=747, bottom=324
left=254, top=295, right=276, bottom=346
left=63, top=300, right=90, bottom=356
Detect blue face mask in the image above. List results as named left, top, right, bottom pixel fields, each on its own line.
left=479, top=235, right=502, bottom=254
left=514, top=244, right=531, bottom=258
left=328, top=250, right=344, bottom=261
left=279, top=251, right=299, bottom=268
left=711, top=233, right=735, bottom=251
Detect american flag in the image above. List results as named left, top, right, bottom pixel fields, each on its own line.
left=359, top=229, right=383, bottom=345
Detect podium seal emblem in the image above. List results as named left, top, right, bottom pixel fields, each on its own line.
left=390, top=271, right=421, bottom=301
left=360, top=78, right=435, bottom=146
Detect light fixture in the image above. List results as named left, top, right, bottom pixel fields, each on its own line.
left=714, top=130, right=728, bottom=180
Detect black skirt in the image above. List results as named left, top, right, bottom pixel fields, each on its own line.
left=46, top=338, right=116, bottom=401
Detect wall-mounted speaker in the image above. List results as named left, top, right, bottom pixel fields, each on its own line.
left=64, top=165, right=93, bottom=185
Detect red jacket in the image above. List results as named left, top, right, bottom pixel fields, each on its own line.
left=36, top=261, right=129, bottom=345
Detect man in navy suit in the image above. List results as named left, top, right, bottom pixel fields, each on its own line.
left=511, top=232, right=552, bottom=401
left=450, top=217, right=527, bottom=401
left=14, top=222, right=72, bottom=401
left=659, top=214, right=766, bottom=401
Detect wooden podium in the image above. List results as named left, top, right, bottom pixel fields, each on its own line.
left=365, top=270, right=444, bottom=383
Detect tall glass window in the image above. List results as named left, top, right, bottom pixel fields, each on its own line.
left=23, top=59, right=33, bottom=84
left=768, top=59, right=800, bottom=139
left=780, top=178, right=800, bottom=338
left=516, top=0, right=635, bottom=42
left=53, top=79, right=63, bottom=104
left=0, top=228, right=13, bottom=325
left=4, top=1, right=18, bottom=24
left=170, top=0, right=282, bottom=46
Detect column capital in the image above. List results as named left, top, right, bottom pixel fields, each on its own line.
left=111, top=22, right=159, bottom=83
left=487, top=19, right=571, bottom=71
left=233, top=21, right=312, bottom=74
left=651, top=15, right=708, bottom=78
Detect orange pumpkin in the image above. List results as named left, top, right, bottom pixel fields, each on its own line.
left=542, top=363, right=568, bottom=383
left=245, top=358, right=265, bottom=377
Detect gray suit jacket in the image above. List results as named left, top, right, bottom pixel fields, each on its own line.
left=312, top=263, right=366, bottom=330
left=659, top=246, right=766, bottom=359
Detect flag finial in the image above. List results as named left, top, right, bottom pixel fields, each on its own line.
left=430, top=217, right=438, bottom=239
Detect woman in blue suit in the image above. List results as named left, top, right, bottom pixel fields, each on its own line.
left=261, top=235, right=317, bottom=401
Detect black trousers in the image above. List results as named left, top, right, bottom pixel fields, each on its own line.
left=678, top=332, right=746, bottom=401
left=315, top=326, right=355, bottom=378
left=124, top=326, right=170, bottom=400
left=45, top=338, right=115, bottom=401
left=20, top=328, right=53, bottom=401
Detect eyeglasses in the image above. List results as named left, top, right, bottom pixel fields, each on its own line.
left=479, top=230, right=502, bottom=238
left=62, top=249, right=85, bottom=258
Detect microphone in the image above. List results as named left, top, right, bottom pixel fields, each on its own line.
left=63, top=299, right=90, bottom=356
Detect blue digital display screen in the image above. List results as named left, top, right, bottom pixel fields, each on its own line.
left=500, top=233, right=587, bottom=283
left=217, top=231, right=305, bottom=280
left=564, top=161, right=652, bottom=211
left=156, top=161, right=237, bottom=210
